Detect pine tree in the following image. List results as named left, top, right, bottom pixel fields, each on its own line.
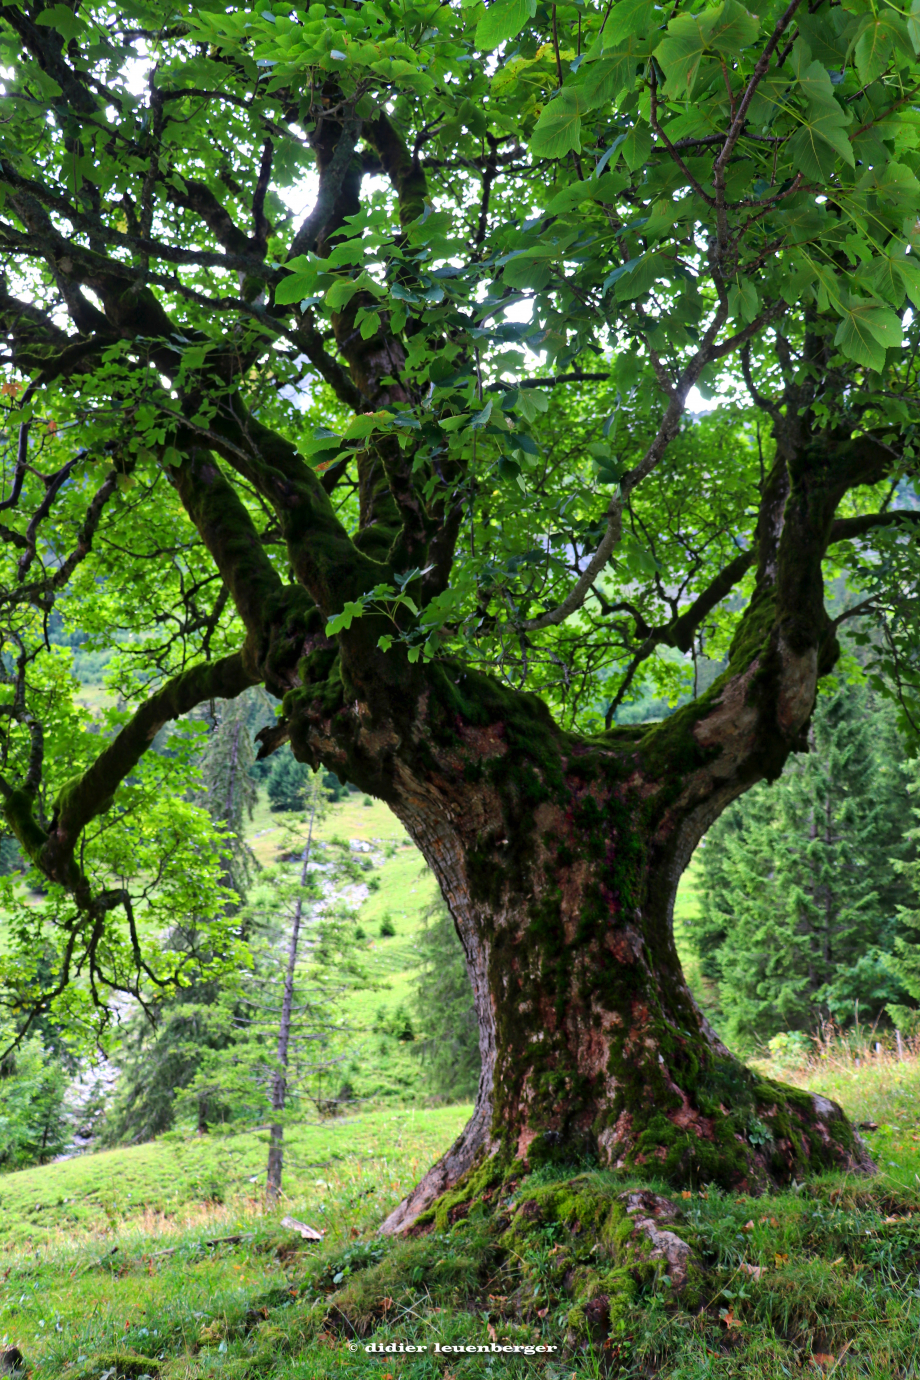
left=0, top=1032, right=69, bottom=1168
left=414, top=900, right=481, bottom=1102
left=693, top=680, right=913, bottom=1049
left=885, top=762, right=920, bottom=1034
left=266, top=748, right=310, bottom=813
left=199, top=692, right=260, bottom=895
left=177, top=788, right=366, bottom=1195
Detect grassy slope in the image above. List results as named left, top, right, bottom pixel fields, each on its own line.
left=1, top=1069, right=920, bottom=1380
left=0, top=1106, right=470, bottom=1249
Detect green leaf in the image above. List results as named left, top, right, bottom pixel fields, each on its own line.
left=728, top=277, right=759, bottom=323
left=654, top=11, right=716, bottom=98
left=621, top=123, right=651, bottom=172
left=860, top=160, right=920, bottom=210
left=342, top=414, right=380, bottom=440
left=503, top=253, right=554, bottom=289
left=518, top=389, right=550, bottom=421
left=833, top=298, right=902, bottom=371
left=796, top=12, right=853, bottom=67
left=854, top=16, right=895, bottom=83
left=545, top=180, right=595, bottom=215
left=476, top=0, right=536, bottom=50
left=805, top=257, right=845, bottom=312
left=529, top=90, right=586, bottom=157
left=35, top=4, right=82, bottom=40
left=707, top=0, right=760, bottom=56
left=795, top=58, right=840, bottom=114
left=615, top=253, right=665, bottom=300
left=895, top=257, right=920, bottom=308
left=778, top=259, right=818, bottom=306
left=325, top=601, right=366, bottom=636
left=909, top=0, right=920, bottom=54
left=326, top=277, right=360, bottom=309
left=359, top=311, right=381, bottom=340
left=275, top=273, right=315, bottom=306
left=580, top=37, right=653, bottom=107
left=870, top=253, right=910, bottom=305
left=747, top=73, right=793, bottom=126
left=470, top=399, right=493, bottom=428
left=602, top=0, right=657, bottom=45
left=788, top=105, right=854, bottom=180
left=513, top=431, right=540, bottom=455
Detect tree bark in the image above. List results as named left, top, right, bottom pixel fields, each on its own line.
left=367, top=661, right=872, bottom=1234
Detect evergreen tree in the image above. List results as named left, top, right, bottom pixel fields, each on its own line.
left=414, top=901, right=481, bottom=1102
left=267, top=749, right=310, bottom=813
left=177, top=801, right=366, bottom=1171
left=0, top=834, right=23, bottom=876
left=0, top=1032, right=69, bottom=1168
left=199, top=692, right=260, bottom=895
left=885, top=764, right=920, bottom=1034
left=693, top=680, right=913, bottom=1049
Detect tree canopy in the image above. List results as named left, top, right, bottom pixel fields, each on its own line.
left=1, top=0, right=920, bottom=1056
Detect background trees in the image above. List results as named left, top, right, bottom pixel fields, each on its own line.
left=692, top=677, right=916, bottom=1047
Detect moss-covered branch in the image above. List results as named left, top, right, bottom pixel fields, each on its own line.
left=365, top=112, right=429, bottom=229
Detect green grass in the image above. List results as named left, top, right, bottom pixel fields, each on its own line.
left=0, top=1106, right=470, bottom=1250
left=3, top=1060, right=920, bottom=1377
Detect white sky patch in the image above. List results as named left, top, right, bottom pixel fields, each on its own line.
left=686, top=386, right=719, bottom=413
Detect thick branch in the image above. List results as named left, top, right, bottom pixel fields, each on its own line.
left=828, top=510, right=920, bottom=544
left=662, top=548, right=756, bottom=653
left=486, top=372, right=611, bottom=392
left=288, top=118, right=361, bottom=260
left=41, top=653, right=257, bottom=878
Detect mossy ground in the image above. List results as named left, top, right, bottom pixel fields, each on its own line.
left=5, top=1153, right=920, bottom=1379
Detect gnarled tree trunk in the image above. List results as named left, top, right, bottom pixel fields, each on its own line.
left=267, top=420, right=881, bottom=1234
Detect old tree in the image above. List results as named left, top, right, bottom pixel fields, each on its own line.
left=2, top=0, right=920, bottom=1227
